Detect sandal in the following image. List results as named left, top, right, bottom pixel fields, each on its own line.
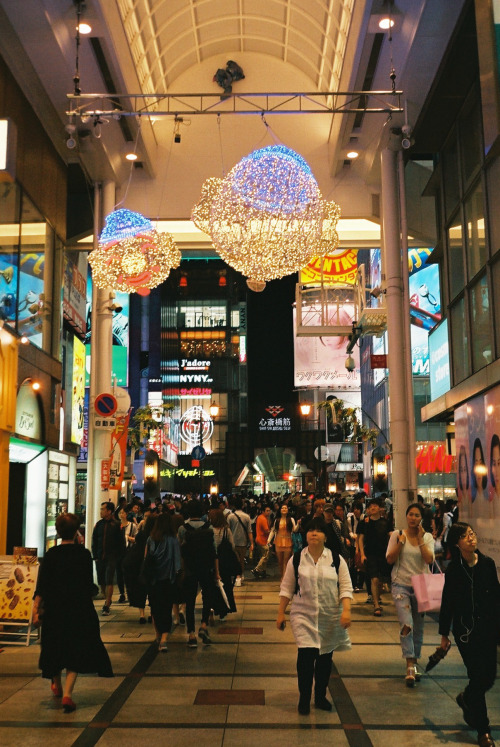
left=373, top=607, right=382, bottom=617
left=405, top=666, right=416, bottom=687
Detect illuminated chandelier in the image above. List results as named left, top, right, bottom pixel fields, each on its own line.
left=207, top=145, right=325, bottom=287
left=318, top=199, right=342, bottom=254
left=89, top=208, right=181, bottom=296
left=191, top=177, right=223, bottom=234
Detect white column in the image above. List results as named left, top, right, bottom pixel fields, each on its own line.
left=85, top=180, right=116, bottom=548
left=381, top=144, right=410, bottom=528
left=398, top=150, right=418, bottom=499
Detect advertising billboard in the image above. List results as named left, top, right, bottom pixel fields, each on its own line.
left=455, top=386, right=500, bottom=573
left=71, top=336, right=86, bottom=445
left=429, top=319, right=451, bottom=400
left=408, top=247, right=441, bottom=375
left=300, top=249, right=358, bottom=285
left=85, top=273, right=129, bottom=386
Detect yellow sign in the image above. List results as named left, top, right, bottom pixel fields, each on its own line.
left=300, top=250, right=358, bottom=285
left=160, top=468, right=215, bottom=478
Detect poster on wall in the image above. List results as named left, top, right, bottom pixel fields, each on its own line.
left=0, top=247, right=18, bottom=323
left=455, top=387, right=500, bottom=573
left=63, top=252, right=87, bottom=335
left=293, top=309, right=360, bottom=389
left=18, top=251, right=45, bottom=347
left=71, top=336, right=86, bottom=444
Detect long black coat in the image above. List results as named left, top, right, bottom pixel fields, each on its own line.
left=36, top=544, right=113, bottom=679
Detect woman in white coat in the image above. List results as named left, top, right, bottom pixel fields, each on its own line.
left=276, top=517, right=353, bottom=715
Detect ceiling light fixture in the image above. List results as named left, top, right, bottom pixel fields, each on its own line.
left=77, top=22, right=92, bottom=34
left=379, top=17, right=395, bottom=29
left=346, top=150, right=359, bottom=159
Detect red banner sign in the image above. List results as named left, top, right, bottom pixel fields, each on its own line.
left=415, top=443, right=454, bottom=474
left=371, top=354, right=388, bottom=369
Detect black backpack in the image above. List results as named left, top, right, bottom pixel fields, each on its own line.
left=181, top=521, right=216, bottom=572
left=292, top=549, right=340, bottom=596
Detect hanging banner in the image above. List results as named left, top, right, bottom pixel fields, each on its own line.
left=300, top=250, right=358, bottom=285
left=109, top=411, right=130, bottom=488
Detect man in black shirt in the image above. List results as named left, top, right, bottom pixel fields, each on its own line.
left=358, top=498, right=390, bottom=616
left=92, top=501, right=124, bottom=615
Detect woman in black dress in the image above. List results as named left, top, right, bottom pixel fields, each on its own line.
left=438, top=522, right=500, bottom=747
left=32, top=513, right=113, bottom=713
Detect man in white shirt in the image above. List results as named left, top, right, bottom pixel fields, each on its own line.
left=228, top=497, right=254, bottom=586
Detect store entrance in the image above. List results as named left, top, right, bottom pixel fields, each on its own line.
left=7, top=462, right=26, bottom=553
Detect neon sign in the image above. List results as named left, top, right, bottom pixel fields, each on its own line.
left=180, top=405, right=214, bottom=447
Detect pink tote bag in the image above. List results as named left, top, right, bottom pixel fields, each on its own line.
left=411, top=563, right=444, bottom=613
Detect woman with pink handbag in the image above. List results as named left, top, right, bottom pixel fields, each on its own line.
left=386, top=503, right=435, bottom=687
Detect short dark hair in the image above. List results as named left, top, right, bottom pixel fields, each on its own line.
left=447, top=521, right=474, bottom=558
left=56, top=512, right=80, bottom=540
left=306, top=517, right=329, bottom=536
left=101, top=501, right=115, bottom=513
left=186, top=499, right=203, bottom=519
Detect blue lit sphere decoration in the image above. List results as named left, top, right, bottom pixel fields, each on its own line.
left=99, top=208, right=153, bottom=244
left=208, top=145, right=325, bottom=283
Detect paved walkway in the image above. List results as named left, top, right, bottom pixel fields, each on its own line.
left=0, top=571, right=499, bottom=746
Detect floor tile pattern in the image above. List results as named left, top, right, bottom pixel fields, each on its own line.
left=0, top=567, right=499, bottom=746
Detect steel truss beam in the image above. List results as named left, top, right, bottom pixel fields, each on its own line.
left=66, top=90, right=403, bottom=118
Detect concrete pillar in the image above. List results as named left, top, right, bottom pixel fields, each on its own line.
left=381, top=144, right=411, bottom=527
left=398, top=150, right=418, bottom=500
left=85, top=180, right=116, bottom=548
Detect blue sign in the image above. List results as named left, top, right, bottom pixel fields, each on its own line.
left=429, top=319, right=450, bottom=401
left=191, top=445, right=206, bottom=460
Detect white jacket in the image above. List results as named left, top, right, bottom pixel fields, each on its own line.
left=280, top=547, right=353, bottom=655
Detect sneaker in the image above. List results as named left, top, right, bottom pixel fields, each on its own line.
left=365, top=595, right=373, bottom=604
left=198, top=627, right=212, bottom=645
left=251, top=568, right=261, bottom=578
left=158, top=642, right=168, bottom=652
left=234, top=577, right=242, bottom=587
left=187, top=636, right=198, bottom=648
left=353, top=587, right=361, bottom=593
left=118, top=594, right=126, bottom=603
left=101, top=605, right=110, bottom=616
left=179, top=612, right=186, bottom=626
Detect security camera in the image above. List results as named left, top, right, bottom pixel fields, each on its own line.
left=109, top=302, right=123, bottom=313
left=345, top=355, right=356, bottom=372
left=401, top=136, right=413, bottom=150
left=66, top=137, right=77, bottom=149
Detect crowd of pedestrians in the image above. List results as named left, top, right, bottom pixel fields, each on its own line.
left=31, top=489, right=499, bottom=747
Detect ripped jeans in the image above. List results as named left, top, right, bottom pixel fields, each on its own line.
left=391, top=583, right=425, bottom=659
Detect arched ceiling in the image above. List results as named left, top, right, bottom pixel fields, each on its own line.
left=116, top=0, right=355, bottom=92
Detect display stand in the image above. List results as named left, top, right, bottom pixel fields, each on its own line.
left=0, top=551, right=40, bottom=646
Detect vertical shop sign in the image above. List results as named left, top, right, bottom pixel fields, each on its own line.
left=71, top=337, right=86, bottom=444
left=109, top=412, right=130, bottom=488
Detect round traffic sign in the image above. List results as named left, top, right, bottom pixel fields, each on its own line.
left=191, top=445, right=206, bottom=460
left=94, top=392, right=118, bottom=417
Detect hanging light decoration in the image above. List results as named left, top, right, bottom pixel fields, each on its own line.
left=191, top=177, right=223, bottom=234
left=89, top=208, right=181, bottom=296
left=318, top=199, right=342, bottom=254
left=208, top=145, right=324, bottom=286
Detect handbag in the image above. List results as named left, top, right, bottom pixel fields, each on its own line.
left=139, top=547, right=157, bottom=585
left=218, top=530, right=242, bottom=577
left=411, top=562, right=444, bottom=613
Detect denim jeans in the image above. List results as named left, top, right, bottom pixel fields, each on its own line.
left=391, top=582, right=425, bottom=659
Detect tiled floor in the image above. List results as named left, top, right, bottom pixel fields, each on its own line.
left=0, top=570, right=499, bottom=746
